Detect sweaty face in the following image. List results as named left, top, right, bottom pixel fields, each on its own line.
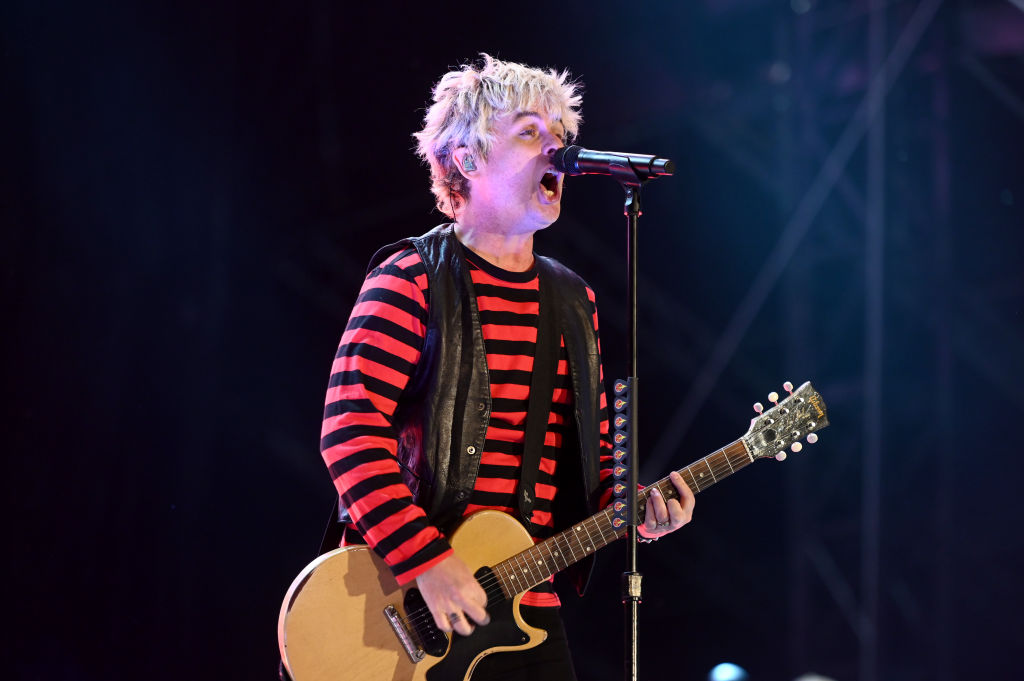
left=465, top=110, right=566, bottom=233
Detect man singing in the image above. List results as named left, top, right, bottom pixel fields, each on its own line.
left=320, top=54, right=695, bottom=680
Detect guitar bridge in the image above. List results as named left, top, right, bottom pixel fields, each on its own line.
left=384, top=605, right=426, bottom=663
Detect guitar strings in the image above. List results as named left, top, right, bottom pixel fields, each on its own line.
left=395, top=473, right=712, bottom=635
left=395, top=517, right=626, bottom=634
left=392, top=450, right=754, bottom=638
left=395, top=533, right=599, bottom=634
left=396, top=563, right=532, bottom=632
left=397, top=581, right=509, bottom=635
left=399, top=444, right=798, bottom=634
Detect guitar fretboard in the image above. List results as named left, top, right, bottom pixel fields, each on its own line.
left=489, top=439, right=753, bottom=599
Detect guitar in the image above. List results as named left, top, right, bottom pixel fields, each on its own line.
left=278, top=381, right=829, bottom=681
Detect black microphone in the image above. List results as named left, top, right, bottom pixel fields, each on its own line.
left=551, top=145, right=675, bottom=178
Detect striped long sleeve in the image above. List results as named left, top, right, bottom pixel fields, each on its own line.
left=320, top=248, right=452, bottom=584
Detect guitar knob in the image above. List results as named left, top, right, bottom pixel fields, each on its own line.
left=775, top=451, right=787, bottom=461
left=806, top=433, right=819, bottom=444
left=783, top=381, right=794, bottom=394
left=753, top=402, right=764, bottom=414
left=790, top=442, right=803, bottom=453
left=768, top=391, right=779, bottom=405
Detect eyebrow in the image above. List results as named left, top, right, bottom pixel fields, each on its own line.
left=512, top=111, right=542, bottom=122
left=512, top=111, right=565, bottom=133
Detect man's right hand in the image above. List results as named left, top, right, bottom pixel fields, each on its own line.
left=415, top=554, right=490, bottom=637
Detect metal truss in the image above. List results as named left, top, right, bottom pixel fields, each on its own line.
left=703, top=1, right=1023, bottom=680
left=554, top=1, right=1022, bottom=679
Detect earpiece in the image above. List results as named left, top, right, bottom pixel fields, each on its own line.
left=463, top=155, right=477, bottom=172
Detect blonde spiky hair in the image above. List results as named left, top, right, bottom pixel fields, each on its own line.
left=413, top=54, right=583, bottom=218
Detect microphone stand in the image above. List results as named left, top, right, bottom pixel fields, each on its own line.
left=607, top=162, right=649, bottom=681
left=557, top=145, right=672, bottom=681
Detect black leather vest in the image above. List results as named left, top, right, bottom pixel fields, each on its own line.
left=367, top=224, right=606, bottom=593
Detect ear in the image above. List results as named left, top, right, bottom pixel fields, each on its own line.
left=452, top=146, right=477, bottom=180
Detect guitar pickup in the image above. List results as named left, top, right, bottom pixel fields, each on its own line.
left=384, top=604, right=426, bottom=663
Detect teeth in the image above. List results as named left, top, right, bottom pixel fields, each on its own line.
left=539, top=170, right=560, bottom=200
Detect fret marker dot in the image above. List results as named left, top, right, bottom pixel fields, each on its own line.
left=699, top=472, right=705, bottom=478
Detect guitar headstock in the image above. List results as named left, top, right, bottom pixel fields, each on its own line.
left=743, top=381, right=829, bottom=461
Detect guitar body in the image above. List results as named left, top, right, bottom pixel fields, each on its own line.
left=278, top=510, right=547, bottom=681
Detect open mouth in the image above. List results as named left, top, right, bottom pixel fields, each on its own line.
left=539, top=170, right=561, bottom=201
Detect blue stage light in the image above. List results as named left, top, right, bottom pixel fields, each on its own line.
left=709, top=662, right=749, bottom=681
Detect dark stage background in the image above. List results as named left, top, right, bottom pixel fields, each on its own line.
left=5, top=1, right=1023, bottom=680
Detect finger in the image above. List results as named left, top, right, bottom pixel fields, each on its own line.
left=434, top=610, right=452, bottom=633
left=462, top=581, right=490, bottom=626
left=458, top=582, right=490, bottom=626
left=646, top=486, right=669, bottom=530
left=447, top=610, right=475, bottom=637
left=666, top=498, right=689, bottom=528
left=473, top=581, right=489, bottom=608
left=643, top=488, right=658, bottom=531
left=670, top=471, right=696, bottom=514
left=463, top=599, right=491, bottom=626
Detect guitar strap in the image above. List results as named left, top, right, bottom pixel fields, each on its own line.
left=516, top=261, right=560, bottom=532
left=318, top=498, right=348, bottom=556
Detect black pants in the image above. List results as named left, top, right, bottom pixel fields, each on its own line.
left=469, top=606, right=578, bottom=681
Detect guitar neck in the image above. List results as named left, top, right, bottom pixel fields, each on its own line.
left=490, top=439, right=753, bottom=598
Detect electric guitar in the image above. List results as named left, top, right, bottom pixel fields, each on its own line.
left=278, top=381, right=829, bottom=681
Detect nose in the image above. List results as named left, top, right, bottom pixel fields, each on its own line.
left=543, top=135, right=562, bottom=158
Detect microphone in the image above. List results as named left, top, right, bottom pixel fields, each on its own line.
left=551, top=145, right=675, bottom=178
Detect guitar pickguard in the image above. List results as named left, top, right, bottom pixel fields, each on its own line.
left=424, top=598, right=535, bottom=681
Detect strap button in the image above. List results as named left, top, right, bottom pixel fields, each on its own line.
left=466, top=445, right=476, bottom=455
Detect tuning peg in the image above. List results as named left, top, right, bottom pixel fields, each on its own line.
left=775, top=451, right=787, bottom=461
left=790, top=442, right=803, bottom=453
left=768, top=391, right=780, bottom=405
left=783, top=381, right=794, bottom=394
left=753, top=402, right=764, bottom=414
left=806, top=433, right=818, bottom=444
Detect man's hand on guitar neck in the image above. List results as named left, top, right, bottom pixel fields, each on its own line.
left=416, top=554, right=491, bottom=637
left=637, top=471, right=696, bottom=541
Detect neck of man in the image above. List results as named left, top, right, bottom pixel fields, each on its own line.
left=454, top=211, right=540, bottom=273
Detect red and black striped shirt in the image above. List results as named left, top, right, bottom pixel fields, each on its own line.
left=321, top=244, right=614, bottom=605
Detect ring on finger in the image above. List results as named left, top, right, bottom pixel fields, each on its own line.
left=656, top=521, right=670, bottom=528
left=448, top=612, right=461, bottom=623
